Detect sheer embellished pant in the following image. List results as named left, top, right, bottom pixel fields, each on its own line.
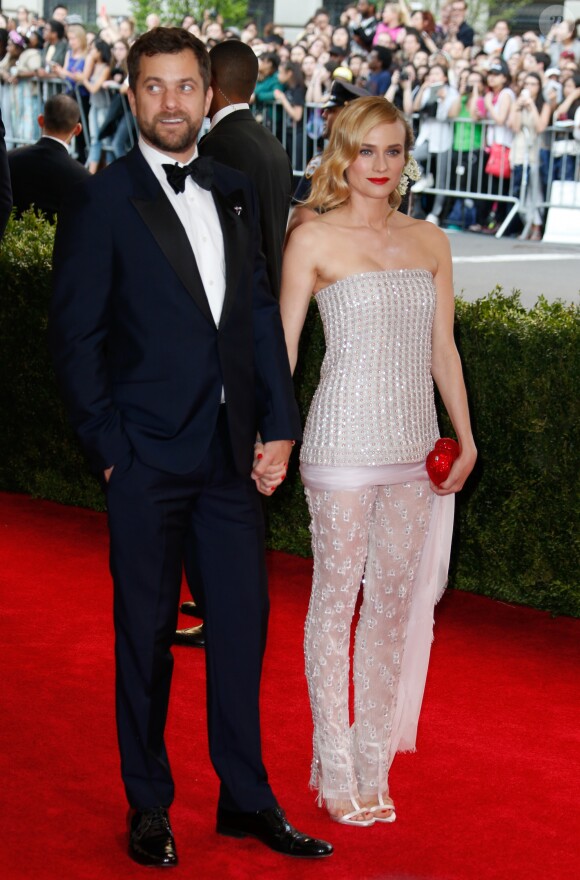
left=304, top=480, right=432, bottom=806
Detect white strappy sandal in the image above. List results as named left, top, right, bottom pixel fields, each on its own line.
left=362, top=794, right=396, bottom=824
left=328, top=797, right=375, bottom=827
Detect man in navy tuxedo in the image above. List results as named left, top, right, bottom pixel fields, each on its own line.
left=50, top=28, right=332, bottom=868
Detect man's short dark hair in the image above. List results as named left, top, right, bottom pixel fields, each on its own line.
left=43, top=93, right=80, bottom=133
left=209, top=40, right=258, bottom=102
left=533, top=52, right=551, bottom=71
left=372, top=46, right=392, bottom=69
left=48, top=19, right=65, bottom=40
left=260, top=51, right=280, bottom=71
left=127, top=27, right=211, bottom=92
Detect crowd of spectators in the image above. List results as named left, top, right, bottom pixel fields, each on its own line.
left=1, top=2, right=579, bottom=238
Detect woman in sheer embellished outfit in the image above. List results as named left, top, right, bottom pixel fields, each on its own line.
left=276, top=96, right=477, bottom=827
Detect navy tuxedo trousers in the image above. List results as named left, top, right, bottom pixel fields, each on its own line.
left=106, top=407, right=277, bottom=813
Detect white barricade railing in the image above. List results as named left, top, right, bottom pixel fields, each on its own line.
left=1, top=77, right=136, bottom=159
left=3, top=80, right=578, bottom=234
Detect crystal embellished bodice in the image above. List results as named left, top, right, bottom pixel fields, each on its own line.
left=300, top=269, right=440, bottom=467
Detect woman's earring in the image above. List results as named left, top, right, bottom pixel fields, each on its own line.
left=397, top=156, right=421, bottom=196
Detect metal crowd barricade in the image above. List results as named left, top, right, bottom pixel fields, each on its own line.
left=3, top=81, right=578, bottom=228
left=1, top=76, right=136, bottom=160
left=257, top=103, right=580, bottom=237
left=254, top=101, right=326, bottom=179
left=406, top=114, right=580, bottom=238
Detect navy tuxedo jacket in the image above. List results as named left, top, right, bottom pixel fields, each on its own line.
left=50, top=146, right=301, bottom=475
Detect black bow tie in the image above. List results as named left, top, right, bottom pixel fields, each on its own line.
left=162, top=156, right=214, bottom=194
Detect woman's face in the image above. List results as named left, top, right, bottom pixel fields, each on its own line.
left=301, top=55, right=316, bottom=77
left=563, top=76, right=577, bottom=96
left=258, top=57, right=274, bottom=77
left=113, top=41, right=127, bottom=62
left=521, top=31, right=540, bottom=54
left=403, top=34, right=420, bottom=56
left=410, top=12, right=424, bottom=30
left=557, top=20, right=574, bottom=42
left=487, top=71, right=506, bottom=93
left=290, top=45, right=306, bottom=63
left=523, top=75, right=541, bottom=96
left=349, top=55, right=362, bottom=76
left=521, top=52, right=538, bottom=72
left=428, top=65, right=447, bottom=85
left=507, top=53, right=521, bottom=75
left=466, top=72, right=484, bottom=91
left=277, top=65, right=291, bottom=84
left=333, top=27, right=350, bottom=49
left=345, top=120, right=407, bottom=201
left=382, top=4, right=399, bottom=26
left=68, top=33, right=80, bottom=52
left=309, top=38, right=325, bottom=58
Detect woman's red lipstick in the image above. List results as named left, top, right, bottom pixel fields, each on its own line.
left=368, top=177, right=389, bottom=184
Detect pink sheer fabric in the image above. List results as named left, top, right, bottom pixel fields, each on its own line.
left=301, top=461, right=454, bottom=805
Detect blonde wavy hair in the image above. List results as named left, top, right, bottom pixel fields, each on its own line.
left=66, top=24, right=88, bottom=54
left=305, top=96, right=414, bottom=214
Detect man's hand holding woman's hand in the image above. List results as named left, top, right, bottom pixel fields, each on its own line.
left=251, top=440, right=293, bottom=495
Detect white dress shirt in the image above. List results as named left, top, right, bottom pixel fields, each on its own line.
left=209, top=102, right=250, bottom=131
left=138, top=136, right=226, bottom=328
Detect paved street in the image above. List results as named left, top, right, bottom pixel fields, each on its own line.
left=448, top=230, right=580, bottom=307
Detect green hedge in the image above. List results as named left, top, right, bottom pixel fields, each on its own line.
left=1, top=213, right=578, bottom=616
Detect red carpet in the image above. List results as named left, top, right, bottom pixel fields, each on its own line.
left=1, top=492, right=578, bottom=880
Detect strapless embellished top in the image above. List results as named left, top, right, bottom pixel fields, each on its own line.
left=300, top=269, right=440, bottom=467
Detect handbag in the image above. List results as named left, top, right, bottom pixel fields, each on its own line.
left=485, top=142, right=511, bottom=179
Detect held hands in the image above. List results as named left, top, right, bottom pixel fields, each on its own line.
left=251, top=440, right=293, bottom=496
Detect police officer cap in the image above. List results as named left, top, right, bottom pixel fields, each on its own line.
left=322, top=79, right=370, bottom=110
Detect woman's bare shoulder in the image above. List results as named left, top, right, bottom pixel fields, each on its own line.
left=394, top=212, right=450, bottom=248
left=286, top=211, right=339, bottom=249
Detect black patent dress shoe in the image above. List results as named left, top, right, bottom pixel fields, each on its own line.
left=173, top=623, right=205, bottom=648
left=129, top=807, right=178, bottom=867
left=180, top=600, right=203, bottom=619
left=216, top=805, right=333, bottom=858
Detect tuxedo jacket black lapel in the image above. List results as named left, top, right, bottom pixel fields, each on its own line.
left=128, top=148, right=249, bottom=330
left=211, top=183, right=247, bottom=329
left=130, top=186, right=216, bottom=326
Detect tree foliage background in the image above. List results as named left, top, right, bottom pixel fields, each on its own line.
left=129, top=0, right=249, bottom=34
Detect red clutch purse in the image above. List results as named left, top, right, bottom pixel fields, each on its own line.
left=426, top=438, right=460, bottom=486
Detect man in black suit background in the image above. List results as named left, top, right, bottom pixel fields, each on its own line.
left=176, top=38, right=295, bottom=648
left=8, top=94, right=89, bottom=220
left=201, top=40, right=293, bottom=295
left=50, top=28, right=331, bottom=869
left=0, top=108, right=11, bottom=240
